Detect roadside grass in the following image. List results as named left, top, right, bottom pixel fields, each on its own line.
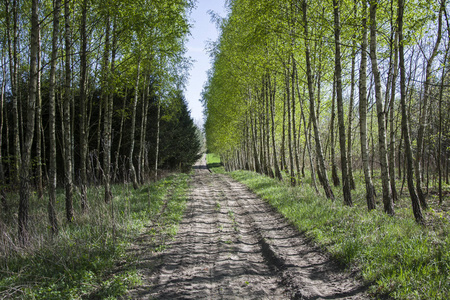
left=0, top=173, right=190, bottom=299
left=208, top=157, right=450, bottom=299
left=206, top=153, right=225, bottom=173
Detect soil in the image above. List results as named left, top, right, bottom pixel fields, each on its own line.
left=126, top=156, right=369, bottom=299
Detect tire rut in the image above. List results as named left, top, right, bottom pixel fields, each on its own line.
left=131, top=158, right=368, bottom=299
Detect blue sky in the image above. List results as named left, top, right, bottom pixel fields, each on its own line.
left=185, top=0, right=227, bottom=126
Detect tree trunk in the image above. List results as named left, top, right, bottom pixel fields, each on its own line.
left=398, top=0, right=424, bottom=225
left=4, top=0, right=20, bottom=184
left=280, top=95, right=287, bottom=171
left=18, top=0, right=38, bottom=243
left=155, top=96, right=161, bottom=181
left=47, top=0, right=60, bottom=235
left=437, top=43, right=449, bottom=204
left=415, top=2, right=443, bottom=209
left=292, top=59, right=300, bottom=183
left=1, top=51, right=7, bottom=213
left=370, top=1, right=394, bottom=215
left=302, top=0, right=334, bottom=200
left=298, top=84, right=320, bottom=194
left=347, top=27, right=356, bottom=190
left=36, top=26, right=43, bottom=200
left=64, top=0, right=74, bottom=222
left=330, top=73, right=340, bottom=186
left=102, top=15, right=112, bottom=203
left=138, top=79, right=149, bottom=182
left=129, top=58, right=140, bottom=189
left=114, top=90, right=127, bottom=182
left=359, top=1, right=376, bottom=211
left=269, top=74, right=282, bottom=180
left=333, top=0, right=352, bottom=206
left=286, top=64, right=295, bottom=186
left=79, top=0, right=88, bottom=212
left=251, top=109, right=261, bottom=173
left=389, top=30, right=399, bottom=203
left=264, top=75, right=274, bottom=178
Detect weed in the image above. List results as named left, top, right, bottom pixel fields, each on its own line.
left=227, top=210, right=239, bottom=233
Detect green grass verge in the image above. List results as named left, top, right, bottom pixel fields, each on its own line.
left=223, top=169, right=449, bottom=300
left=0, top=173, right=190, bottom=299
left=206, top=153, right=225, bottom=173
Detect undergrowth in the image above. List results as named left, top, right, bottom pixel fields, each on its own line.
left=208, top=156, right=449, bottom=300
left=0, top=173, right=190, bottom=299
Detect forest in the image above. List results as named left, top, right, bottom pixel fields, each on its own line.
left=1, top=0, right=450, bottom=298
left=0, top=0, right=201, bottom=242
left=203, top=0, right=450, bottom=224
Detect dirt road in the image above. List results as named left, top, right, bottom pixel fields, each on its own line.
left=129, top=158, right=368, bottom=299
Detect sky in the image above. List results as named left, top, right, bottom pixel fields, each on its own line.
left=185, top=0, right=228, bottom=127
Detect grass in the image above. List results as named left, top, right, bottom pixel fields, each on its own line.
left=208, top=154, right=450, bottom=300
left=206, top=153, right=225, bottom=173
left=0, top=173, right=190, bottom=299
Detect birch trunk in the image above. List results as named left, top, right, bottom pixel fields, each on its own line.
left=415, top=3, right=443, bottom=209
left=18, top=0, right=38, bottom=243
left=63, top=0, right=74, bottom=221
left=370, top=1, right=394, bottom=215
left=359, top=2, right=376, bottom=211
left=302, top=0, right=334, bottom=200
left=398, top=0, right=424, bottom=224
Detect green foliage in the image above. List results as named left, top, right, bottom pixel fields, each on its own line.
left=0, top=174, right=190, bottom=299
left=228, top=169, right=450, bottom=300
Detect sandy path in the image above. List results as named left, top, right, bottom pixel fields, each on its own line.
left=129, top=157, right=368, bottom=299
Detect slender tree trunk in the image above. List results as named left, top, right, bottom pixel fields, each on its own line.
left=330, top=73, right=340, bottom=186
left=302, top=0, right=334, bottom=200
left=389, top=30, right=399, bottom=202
left=292, top=59, right=301, bottom=183
left=0, top=53, right=7, bottom=213
left=102, top=15, right=112, bottom=203
left=437, top=43, right=449, bottom=204
left=415, top=2, right=443, bottom=209
left=398, top=0, right=424, bottom=225
left=64, top=0, right=74, bottom=222
left=269, top=74, right=282, bottom=180
left=36, top=26, right=43, bottom=200
left=333, top=0, right=352, bottom=206
left=298, top=84, right=320, bottom=194
left=114, top=90, right=127, bottom=182
left=264, top=75, right=274, bottom=178
left=259, top=110, right=267, bottom=175
left=79, top=0, right=88, bottom=212
left=348, top=31, right=356, bottom=190
left=286, top=65, right=295, bottom=186
left=154, top=96, right=161, bottom=181
left=251, top=108, right=261, bottom=173
left=47, top=0, right=60, bottom=235
left=139, top=79, right=149, bottom=182
left=4, top=0, right=20, bottom=184
left=359, top=2, right=376, bottom=211
left=370, top=1, right=394, bottom=215
left=129, top=58, right=140, bottom=189
left=280, top=95, right=287, bottom=171
left=18, top=0, right=39, bottom=243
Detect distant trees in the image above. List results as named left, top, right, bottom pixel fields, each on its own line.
left=203, top=0, right=450, bottom=224
left=0, top=0, right=200, bottom=242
